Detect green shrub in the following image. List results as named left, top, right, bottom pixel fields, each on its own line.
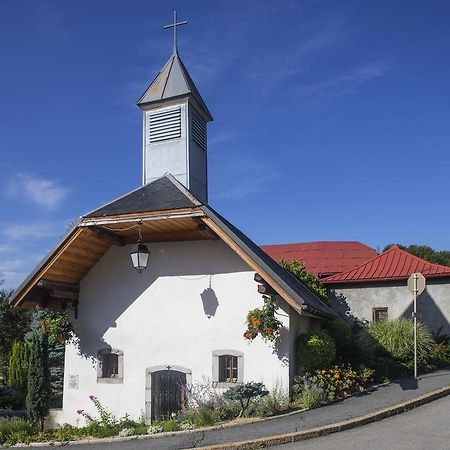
left=215, top=401, right=240, bottom=421
left=223, top=382, right=269, bottom=417
left=253, top=384, right=289, bottom=417
left=296, top=384, right=325, bottom=409
left=133, top=424, right=149, bottom=435
left=161, top=418, right=181, bottom=432
left=0, top=417, right=36, bottom=445
left=370, top=356, right=408, bottom=381
left=191, top=407, right=217, bottom=427
left=326, top=319, right=352, bottom=358
left=84, top=422, right=119, bottom=438
left=358, top=319, right=435, bottom=368
left=297, top=330, right=336, bottom=372
left=0, top=384, right=17, bottom=409
left=53, top=424, right=84, bottom=442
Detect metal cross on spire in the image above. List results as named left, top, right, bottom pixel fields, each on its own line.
left=164, top=11, right=188, bottom=55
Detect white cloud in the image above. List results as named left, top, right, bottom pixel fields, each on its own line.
left=216, top=172, right=278, bottom=200
left=212, top=153, right=279, bottom=200
left=2, top=222, right=59, bottom=241
left=0, top=219, right=70, bottom=289
left=294, top=62, right=390, bottom=104
left=8, top=173, right=69, bottom=210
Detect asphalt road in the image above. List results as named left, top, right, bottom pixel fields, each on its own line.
left=277, top=394, right=450, bottom=450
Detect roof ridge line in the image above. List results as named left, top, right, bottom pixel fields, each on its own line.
left=322, top=247, right=394, bottom=282
left=163, top=173, right=202, bottom=206
left=394, top=246, right=450, bottom=272
left=323, top=245, right=450, bottom=283
left=160, top=55, right=176, bottom=100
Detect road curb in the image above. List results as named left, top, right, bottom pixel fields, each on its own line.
left=195, top=384, right=450, bottom=450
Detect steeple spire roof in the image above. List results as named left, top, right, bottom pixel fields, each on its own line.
left=137, top=52, right=213, bottom=121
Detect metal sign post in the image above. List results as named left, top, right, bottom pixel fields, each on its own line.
left=407, top=273, right=426, bottom=379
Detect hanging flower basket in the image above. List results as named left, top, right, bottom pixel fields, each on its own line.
left=244, top=297, right=283, bottom=343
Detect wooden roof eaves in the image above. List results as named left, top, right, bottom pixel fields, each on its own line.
left=80, top=207, right=205, bottom=227
left=9, top=219, right=84, bottom=308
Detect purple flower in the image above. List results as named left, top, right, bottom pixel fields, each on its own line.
left=89, top=395, right=97, bottom=401
left=77, top=409, right=84, bottom=415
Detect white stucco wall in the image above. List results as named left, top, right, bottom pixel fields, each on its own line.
left=52, top=240, right=315, bottom=426
left=330, top=279, right=450, bottom=333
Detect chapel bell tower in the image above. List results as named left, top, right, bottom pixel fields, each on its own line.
left=137, top=12, right=213, bottom=204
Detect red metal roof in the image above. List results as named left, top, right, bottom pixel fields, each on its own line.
left=260, top=241, right=377, bottom=278
left=322, top=245, right=450, bottom=284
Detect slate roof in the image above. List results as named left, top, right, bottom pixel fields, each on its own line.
left=323, top=245, right=450, bottom=284
left=261, top=241, right=377, bottom=278
left=84, top=176, right=199, bottom=218
left=137, top=52, right=213, bottom=121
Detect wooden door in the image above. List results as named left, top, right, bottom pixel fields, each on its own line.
left=151, top=370, right=187, bottom=420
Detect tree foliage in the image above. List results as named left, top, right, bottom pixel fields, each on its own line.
left=383, top=244, right=450, bottom=267
left=26, top=332, right=51, bottom=431
left=33, top=311, right=75, bottom=408
left=278, top=260, right=329, bottom=304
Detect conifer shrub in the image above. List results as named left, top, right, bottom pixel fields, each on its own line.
left=223, top=382, right=269, bottom=417
left=296, top=330, right=336, bottom=372
left=8, top=341, right=30, bottom=409
left=26, top=332, right=51, bottom=431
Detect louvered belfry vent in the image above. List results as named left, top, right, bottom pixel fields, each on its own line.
left=148, top=107, right=182, bottom=144
left=191, top=108, right=207, bottom=151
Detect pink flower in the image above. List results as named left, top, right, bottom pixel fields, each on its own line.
left=77, top=409, right=84, bottom=415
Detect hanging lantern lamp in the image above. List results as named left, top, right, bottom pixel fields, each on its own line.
left=130, top=222, right=150, bottom=273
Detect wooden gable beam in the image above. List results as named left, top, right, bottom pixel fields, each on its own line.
left=193, top=219, right=220, bottom=240
left=88, top=225, right=126, bottom=246
left=11, top=227, right=85, bottom=308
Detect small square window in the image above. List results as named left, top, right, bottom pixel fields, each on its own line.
left=373, top=307, right=388, bottom=322
left=97, top=349, right=123, bottom=382
left=219, top=355, right=238, bottom=383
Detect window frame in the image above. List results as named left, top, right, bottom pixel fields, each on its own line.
left=97, top=348, right=124, bottom=383
left=212, top=350, right=243, bottom=388
left=372, top=306, right=389, bottom=323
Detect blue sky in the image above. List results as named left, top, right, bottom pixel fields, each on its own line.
left=1, top=0, right=450, bottom=289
